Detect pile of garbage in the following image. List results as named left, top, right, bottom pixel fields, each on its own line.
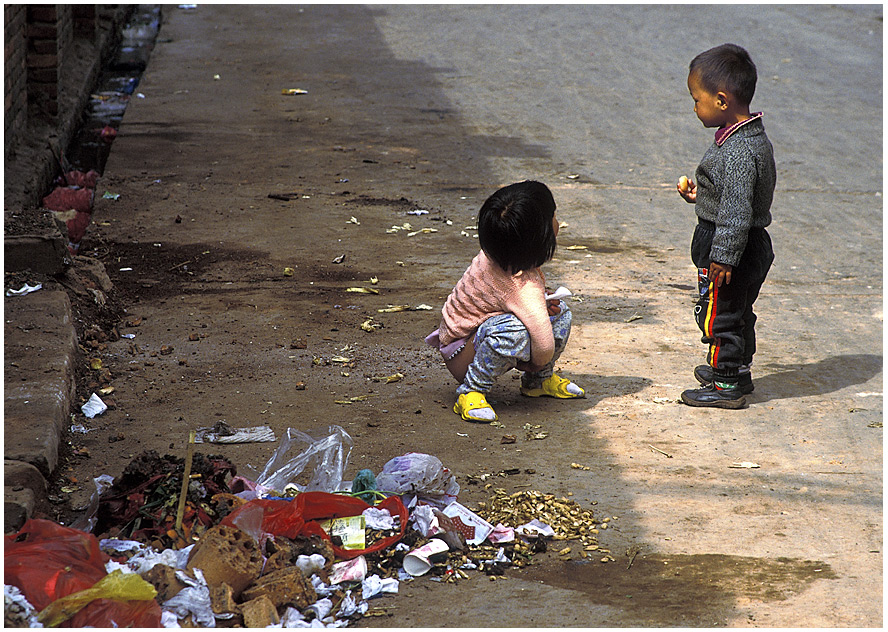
left=4, top=425, right=610, bottom=628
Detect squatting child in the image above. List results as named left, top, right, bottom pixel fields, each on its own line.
left=677, top=43, right=776, bottom=409
left=426, top=180, right=585, bottom=422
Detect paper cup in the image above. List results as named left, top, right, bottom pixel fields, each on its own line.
left=403, top=539, right=450, bottom=576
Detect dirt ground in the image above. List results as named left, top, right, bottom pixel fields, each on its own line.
left=39, top=4, right=881, bottom=628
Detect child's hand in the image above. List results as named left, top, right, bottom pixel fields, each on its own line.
left=677, top=176, right=697, bottom=203
left=708, top=261, right=733, bottom=286
left=546, top=298, right=562, bottom=316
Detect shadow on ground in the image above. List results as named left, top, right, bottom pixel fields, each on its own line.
left=754, top=354, right=882, bottom=402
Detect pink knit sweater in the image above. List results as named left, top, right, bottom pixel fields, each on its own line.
left=438, top=250, right=554, bottom=367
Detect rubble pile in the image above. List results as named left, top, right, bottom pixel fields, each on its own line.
left=4, top=426, right=610, bottom=628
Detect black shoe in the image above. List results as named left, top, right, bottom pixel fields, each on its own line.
left=694, top=365, right=754, bottom=395
left=681, top=383, right=747, bottom=409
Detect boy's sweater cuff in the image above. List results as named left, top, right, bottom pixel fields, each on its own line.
left=708, top=246, right=741, bottom=268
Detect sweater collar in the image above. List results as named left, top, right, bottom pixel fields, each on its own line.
left=715, top=112, right=763, bottom=146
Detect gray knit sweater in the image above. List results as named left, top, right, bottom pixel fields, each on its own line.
left=694, top=114, right=776, bottom=267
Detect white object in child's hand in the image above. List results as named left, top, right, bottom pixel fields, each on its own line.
left=545, top=286, right=572, bottom=301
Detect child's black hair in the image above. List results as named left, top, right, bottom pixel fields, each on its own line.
left=477, top=180, right=557, bottom=273
left=689, top=43, right=757, bottom=106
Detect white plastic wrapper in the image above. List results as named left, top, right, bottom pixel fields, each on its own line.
left=162, top=568, right=218, bottom=627
left=545, top=286, right=572, bottom=301
left=81, top=393, right=108, bottom=418
left=295, top=553, right=327, bottom=577
left=361, top=574, right=398, bottom=600
left=516, top=518, right=555, bottom=538
left=362, top=507, right=394, bottom=530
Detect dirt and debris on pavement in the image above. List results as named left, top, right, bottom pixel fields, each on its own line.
left=6, top=435, right=624, bottom=627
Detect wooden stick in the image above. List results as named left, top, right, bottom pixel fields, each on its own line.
left=175, top=431, right=196, bottom=533
left=649, top=444, right=673, bottom=458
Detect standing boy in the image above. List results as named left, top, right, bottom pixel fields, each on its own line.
left=677, top=44, right=776, bottom=409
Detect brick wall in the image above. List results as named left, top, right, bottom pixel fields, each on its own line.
left=25, top=4, right=74, bottom=117
left=5, top=5, right=28, bottom=157
left=4, top=5, right=131, bottom=169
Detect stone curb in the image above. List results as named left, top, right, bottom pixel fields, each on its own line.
left=4, top=288, right=78, bottom=530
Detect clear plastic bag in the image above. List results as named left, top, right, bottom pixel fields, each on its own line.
left=374, top=453, right=460, bottom=507
left=251, top=425, right=354, bottom=493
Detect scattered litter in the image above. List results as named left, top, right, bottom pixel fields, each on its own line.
left=406, top=227, right=438, bottom=237
left=441, top=502, right=494, bottom=545
left=194, top=421, right=276, bottom=443
left=407, top=209, right=428, bottom=216
left=386, top=222, right=412, bottom=233
left=71, top=423, right=93, bottom=434
left=571, top=462, right=591, bottom=470
left=333, top=254, right=346, bottom=264
left=283, top=267, right=295, bottom=276
left=81, top=393, right=108, bottom=418
left=403, top=540, right=448, bottom=576
left=729, top=461, right=760, bottom=468
left=649, top=444, right=673, bottom=458
left=361, top=318, right=382, bottom=332
left=330, top=556, right=368, bottom=584
left=347, top=216, right=360, bottom=225
left=414, top=304, right=434, bottom=310
left=346, top=287, right=379, bottom=294
left=6, top=283, right=42, bottom=296
left=281, top=88, right=309, bottom=95
left=102, top=191, right=121, bottom=200
left=565, top=245, right=588, bottom=250
left=523, top=423, right=548, bottom=440
left=361, top=575, right=398, bottom=599
left=370, top=373, right=403, bottom=383
left=625, top=313, right=643, bottom=323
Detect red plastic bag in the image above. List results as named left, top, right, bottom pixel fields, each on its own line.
left=42, top=186, right=94, bottom=213
left=4, top=519, right=161, bottom=627
left=222, top=491, right=408, bottom=560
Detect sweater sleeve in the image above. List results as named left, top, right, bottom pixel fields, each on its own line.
left=709, top=140, right=756, bottom=267
left=506, top=273, right=555, bottom=367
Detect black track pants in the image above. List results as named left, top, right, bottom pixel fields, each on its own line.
left=691, top=221, right=774, bottom=376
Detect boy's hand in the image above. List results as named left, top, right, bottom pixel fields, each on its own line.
left=708, top=261, right=733, bottom=286
left=677, top=176, right=697, bottom=203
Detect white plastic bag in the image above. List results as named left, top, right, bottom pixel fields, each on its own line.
left=251, top=425, right=353, bottom=493
left=374, top=453, right=459, bottom=507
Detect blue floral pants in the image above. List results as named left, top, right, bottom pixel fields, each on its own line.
left=457, top=302, right=572, bottom=395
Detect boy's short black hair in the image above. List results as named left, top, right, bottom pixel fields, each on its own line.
left=477, top=180, right=557, bottom=273
left=689, top=43, right=757, bottom=106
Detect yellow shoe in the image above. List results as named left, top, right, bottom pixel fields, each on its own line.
left=453, top=391, right=498, bottom=423
left=520, top=374, right=585, bottom=399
